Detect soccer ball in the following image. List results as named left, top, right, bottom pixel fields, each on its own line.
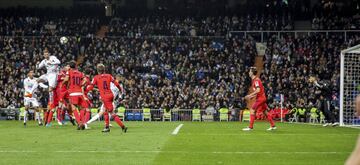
left=60, top=36, right=68, bottom=44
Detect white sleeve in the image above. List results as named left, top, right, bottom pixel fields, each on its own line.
left=50, top=56, right=61, bottom=65
left=23, top=80, right=30, bottom=93
left=37, top=60, right=46, bottom=69
left=29, top=82, right=39, bottom=94
left=39, top=83, right=48, bottom=89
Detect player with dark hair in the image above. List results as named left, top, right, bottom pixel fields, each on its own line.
left=243, top=67, right=276, bottom=131
left=309, top=76, right=338, bottom=127
left=62, top=61, right=88, bottom=130
left=82, top=68, right=92, bottom=124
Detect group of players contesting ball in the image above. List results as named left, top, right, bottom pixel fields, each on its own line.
left=22, top=48, right=353, bottom=132
left=23, top=48, right=127, bottom=133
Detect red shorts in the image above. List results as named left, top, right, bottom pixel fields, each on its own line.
left=101, top=93, right=114, bottom=111
left=49, top=90, right=59, bottom=109
left=252, top=99, right=268, bottom=113
left=69, top=95, right=88, bottom=108
left=82, top=96, right=92, bottom=108
left=57, top=90, right=68, bottom=102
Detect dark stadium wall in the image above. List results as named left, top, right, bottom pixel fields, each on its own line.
left=0, top=0, right=73, bottom=8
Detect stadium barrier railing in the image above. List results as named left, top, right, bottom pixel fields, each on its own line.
left=0, top=108, right=245, bottom=122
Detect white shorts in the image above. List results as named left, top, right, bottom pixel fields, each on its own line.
left=39, top=73, right=57, bottom=88
left=24, top=97, right=39, bottom=107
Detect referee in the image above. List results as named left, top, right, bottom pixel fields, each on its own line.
left=309, top=76, right=339, bottom=127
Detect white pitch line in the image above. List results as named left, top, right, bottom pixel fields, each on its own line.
left=171, top=124, right=184, bottom=135
left=287, top=122, right=360, bottom=129
left=0, top=150, right=350, bottom=154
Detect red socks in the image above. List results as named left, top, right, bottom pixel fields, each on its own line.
left=73, top=110, right=81, bottom=125
left=249, top=114, right=255, bottom=129
left=112, top=114, right=125, bottom=128
left=85, top=111, right=91, bottom=123
left=80, top=109, right=86, bottom=124
left=104, top=112, right=110, bottom=127
left=267, top=113, right=275, bottom=127
left=47, top=111, right=54, bottom=124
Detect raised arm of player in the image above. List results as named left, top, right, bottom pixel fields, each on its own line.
left=87, top=77, right=97, bottom=91
left=36, top=60, right=46, bottom=69
left=49, top=56, right=61, bottom=65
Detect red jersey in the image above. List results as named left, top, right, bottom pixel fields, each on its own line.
left=252, top=77, right=266, bottom=100
left=89, top=74, right=120, bottom=96
left=56, top=71, right=67, bottom=92
left=67, top=69, right=85, bottom=94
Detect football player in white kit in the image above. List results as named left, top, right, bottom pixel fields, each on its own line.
left=23, top=70, right=48, bottom=126
left=36, top=49, right=60, bottom=108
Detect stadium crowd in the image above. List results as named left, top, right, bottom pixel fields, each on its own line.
left=263, top=33, right=360, bottom=121
left=0, top=16, right=100, bottom=36
left=0, top=35, right=256, bottom=111
left=107, top=14, right=294, bottom=37
left=1, top=3, right=360, bottom=123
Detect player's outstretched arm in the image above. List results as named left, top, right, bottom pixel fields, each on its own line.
left=36, top=60, right=45, bottom=69
left=49, top=56, right=61, bottom=65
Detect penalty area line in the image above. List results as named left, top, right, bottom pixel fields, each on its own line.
left=0, top=150, right=350, bottom=154
left=171, top=124, right=184, bottom=135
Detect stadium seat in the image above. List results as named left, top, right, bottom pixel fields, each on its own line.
left=127, top=112, right=134, bottom=121
left=18, top=107, right=26, bottom=121
left=319, top=112, right=326, bottom=124
left=163, top=109, right=171, bottom=121
left=297, top=108, right=307, bottom=122
left=309, top=107, right=319, bottom=123
left=242, top=109, right=250, bottom=122
left=219, top=108, right=229, bottom=121
left=117, top=106, right=126, bottom=120
left=134, top=112, right=142, bottom=121
left=142, top=108, right=151, bottom=121
left=289, top=108, right=298, bottom=123
left=192, top=108, right=201, bottom=121
left=90, top=108, right=100, bottom=121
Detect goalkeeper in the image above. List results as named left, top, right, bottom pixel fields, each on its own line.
left=309, top=76, right=338, bottom=127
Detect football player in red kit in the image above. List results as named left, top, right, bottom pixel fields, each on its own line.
left=86, top=63, right=127, bottom=133
left=243, top=67, right=276, bottom=131
left=63, top=61, right=88, bottom=130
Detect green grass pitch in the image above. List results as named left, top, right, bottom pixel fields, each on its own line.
left=0, top=121, right=359, bottom=165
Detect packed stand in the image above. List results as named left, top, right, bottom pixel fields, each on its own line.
left=0, top=16, right=100, bottom=36
left=0, top=35, right=256, bottom=111
left=80, top=36, right=256, bottom=110
left=107, top=14, right=293, bottom=37
left=311, top=0, right=360, bottom=30
left=262, top=33, right=360, bottom=121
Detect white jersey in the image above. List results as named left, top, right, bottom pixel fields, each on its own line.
left=110, top=82, right=120, bottom=98
left=23, top=77, right=40, bottom=99
left=37, top=55, right=60, bottom=74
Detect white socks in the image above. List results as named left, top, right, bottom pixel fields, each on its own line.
left=23, top=110, right=28, bottom=123
left=86, top=114, right=100, bottom=125
left=36, top=112, right=42, bottom=124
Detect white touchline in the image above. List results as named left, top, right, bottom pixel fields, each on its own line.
left=171, top=124, right=183, bottom=135
left=0, top=150, right=350, bottom=154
